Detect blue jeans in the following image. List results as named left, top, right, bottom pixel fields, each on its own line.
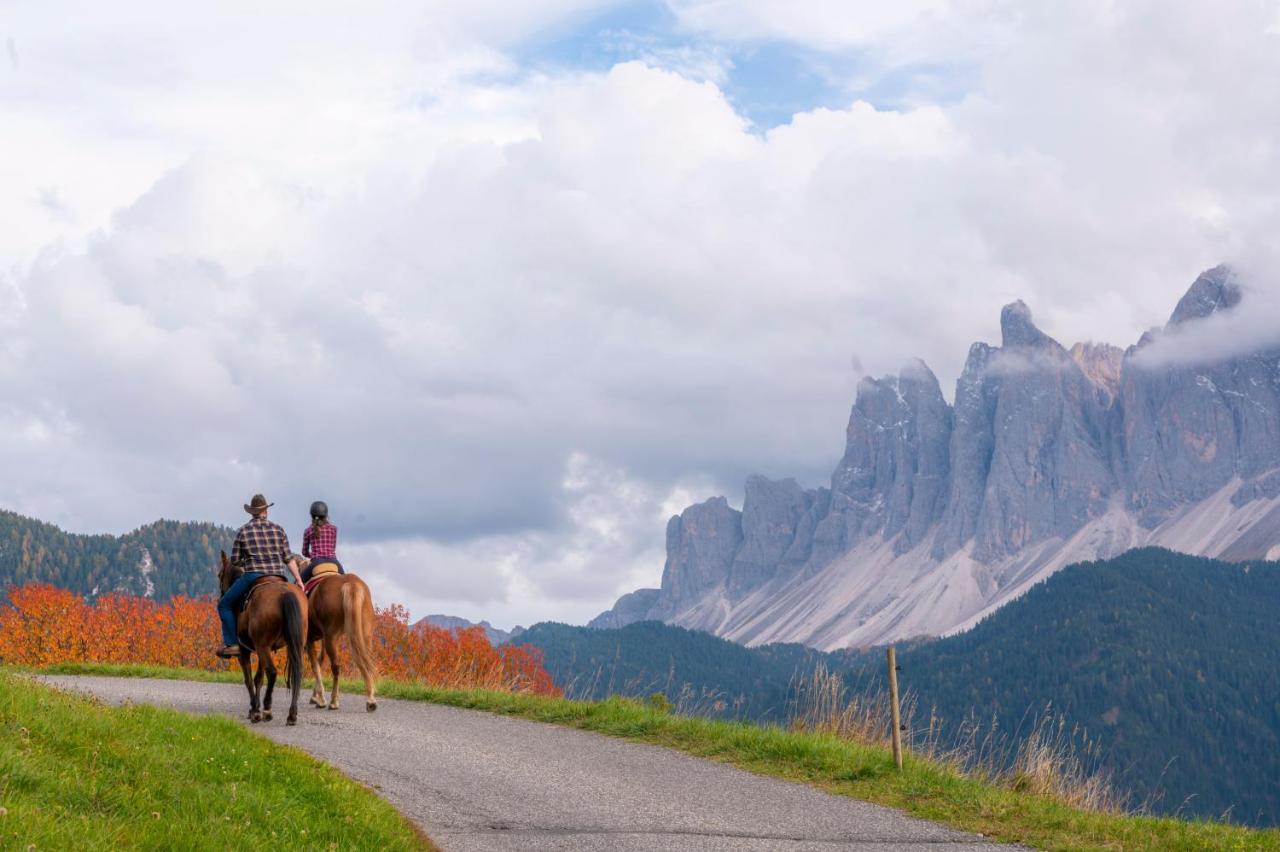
left=217, top=572, right=267, bottom=646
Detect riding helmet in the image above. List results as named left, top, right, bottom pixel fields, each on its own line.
left=309, top=500, right=329, bottom=520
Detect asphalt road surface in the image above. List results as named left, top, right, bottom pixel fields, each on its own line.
left=39, top=676, right=1022, bottom=851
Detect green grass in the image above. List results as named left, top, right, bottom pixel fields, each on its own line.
left=23, top=662, right=1280, bottom=851
left=0, top=670, right=429, bottom=850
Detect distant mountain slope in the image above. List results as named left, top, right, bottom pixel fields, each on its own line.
left=527, top=549, right=1280, bottom=825
left=595, top=266, right=1280, bottom=648
left=519, top=620, right=846, bottom=721
left=414, top=614, right=525, bottom=646
left=0, top=510, right=234, bottom=600
left=903, top=547, right=1279, bottom=826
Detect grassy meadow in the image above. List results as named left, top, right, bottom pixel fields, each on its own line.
left=23, top=662, right=1280, bottom=852
left=0, top=671, right=429, bottom=850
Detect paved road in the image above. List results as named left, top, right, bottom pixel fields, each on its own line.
left=39, top=676, right=1021, bottom=851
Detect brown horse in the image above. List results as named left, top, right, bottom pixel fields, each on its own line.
left=289, top=556, right=378, bottom=712
left=218, top=552, right=307, bottom=725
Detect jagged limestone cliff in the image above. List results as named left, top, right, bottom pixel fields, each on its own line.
left=593, top=266, right=1280, bottom=648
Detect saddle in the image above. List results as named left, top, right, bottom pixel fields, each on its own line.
left=242, top=574, right=286, bottom=610
left=302, top=560, right=340, bottom=597
left=236, top=575, right=287, bottom=651
left=304, top=569, right=338, bottom=597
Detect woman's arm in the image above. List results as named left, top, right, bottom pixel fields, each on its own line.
left=287, top=555, right=304, bottom=586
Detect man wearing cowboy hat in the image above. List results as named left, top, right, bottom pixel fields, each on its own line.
left=215, top=494, right=298, bottom=658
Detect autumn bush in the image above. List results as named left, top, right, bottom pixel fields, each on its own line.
left=0, top=583, right=557, bottom=696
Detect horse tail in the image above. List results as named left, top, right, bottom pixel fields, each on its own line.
left=343, top=579, right=378, bottom=687
left=282, top=591, right=305, bottom=697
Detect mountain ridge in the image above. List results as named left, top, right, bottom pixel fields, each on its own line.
left=0, top=509, right=235, bottom=601
left=594, top=265, right=1280, bottom=648
left=413, top=614, right=525, bottom=645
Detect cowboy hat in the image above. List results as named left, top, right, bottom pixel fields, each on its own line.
left=243, top=494, right=275, bottom=514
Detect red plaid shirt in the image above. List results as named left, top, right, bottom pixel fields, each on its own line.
left=302, top=522, right=338, bottom=559
left=231, top=516, right=291, bottom=576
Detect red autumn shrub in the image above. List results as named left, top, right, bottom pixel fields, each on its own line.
left=0, top=582, right=557, bottom=696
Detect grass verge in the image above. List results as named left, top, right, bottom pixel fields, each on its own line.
left=24, top=662, right=1280, bottom=851
left=0, top=670, right=430, bottom=850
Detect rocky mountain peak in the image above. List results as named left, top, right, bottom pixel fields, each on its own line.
left=1000, top=299, right=1053, bottom=348
left=1167, top=264, right=1241, bottom=326
left=1070, top=341, right=1125, bottom=403
left=899, top=356, right=940, bottom=385
left=652, top=496, right=742, bottom=618
left=593, top=264, right=1280, bottom=650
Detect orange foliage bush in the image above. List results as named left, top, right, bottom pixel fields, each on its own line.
left=0, top=583, right=557, bottom=696
left=366, top=603, right=556, bottom=694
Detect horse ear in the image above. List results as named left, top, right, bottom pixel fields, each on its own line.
left=220, top=550, right=229, bottom=566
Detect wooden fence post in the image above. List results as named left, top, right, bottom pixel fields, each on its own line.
left=887, top=645, right=903, bottom=770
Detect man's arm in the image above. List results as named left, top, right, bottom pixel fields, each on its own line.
left=278, top=528, right=301, bottom=584
left=231, top=529, right=248, bottom=566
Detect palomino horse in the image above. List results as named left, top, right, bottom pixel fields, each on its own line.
left=218, top=552, right=307, bottom=725
left=289, top=555, right=378, bottom=712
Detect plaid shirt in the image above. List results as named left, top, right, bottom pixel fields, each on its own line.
left=231, top=516, right=291, bottom=576
left=302, top=522, right=338, bottom=559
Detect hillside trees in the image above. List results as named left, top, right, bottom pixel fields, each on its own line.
left=0, top=511, right=233, bottom=600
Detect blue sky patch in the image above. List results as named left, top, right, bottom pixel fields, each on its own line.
left=511, top=0, right=971, bottom=129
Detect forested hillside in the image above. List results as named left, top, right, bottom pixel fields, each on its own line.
left=0, top=510, right=234, bottom=600
left=519, top=620, right=845, bottom=721
left=898, top=547, right=1280, bottom=826
left=523, top=548, right=1280, bottom=826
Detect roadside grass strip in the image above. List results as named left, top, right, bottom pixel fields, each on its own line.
left=0, top=671, right=428, bottom=850
left=26, top=663, right=1280, bottom=852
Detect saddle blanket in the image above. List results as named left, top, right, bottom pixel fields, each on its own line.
left=304, top=573, right=337, bottom=597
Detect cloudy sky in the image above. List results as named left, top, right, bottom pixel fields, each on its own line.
left=3, top=1, right=1279, bottom=628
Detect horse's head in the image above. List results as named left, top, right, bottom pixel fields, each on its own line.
left=218, top=550, right=244, bottom=595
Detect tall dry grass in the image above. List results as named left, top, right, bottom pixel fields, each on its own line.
left=560, top=663, right=750, bottom=719
left=789, top=664, right=1129, bottom=814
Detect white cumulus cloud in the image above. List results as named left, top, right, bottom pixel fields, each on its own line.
left=2, top=1, right=1280, bottom=627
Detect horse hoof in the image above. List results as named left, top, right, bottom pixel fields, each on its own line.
left=249, top=712, right=262, bottom=723
left=286, top=717, right=297, bottom=726
left=310, top=697, right=325, bottom=707
left=367, top=701, right=377, bottom=713
left=328, top=703, right=339, bottom=711
left=262, top=711, right=272, bottom=721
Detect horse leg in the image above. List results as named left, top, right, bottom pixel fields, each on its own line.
left=246, top=652, right=264, bottom=722
left=355, top=646, right=377, bottom=713
left=323, top=635, right=341, bottom=710
left=239, top=649, right=260, bottom=722
left=344, top=582, right=378, bottom=713
left=262, top=654, right=277, bottom=722
left=308, top=639, right=327, bottom=707
left=351, top=622, right=377, bottom=713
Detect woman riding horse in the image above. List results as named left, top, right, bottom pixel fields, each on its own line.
left=290, top=500, right=378, bottom=712
left=300, top=500, right=345, bottom=584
